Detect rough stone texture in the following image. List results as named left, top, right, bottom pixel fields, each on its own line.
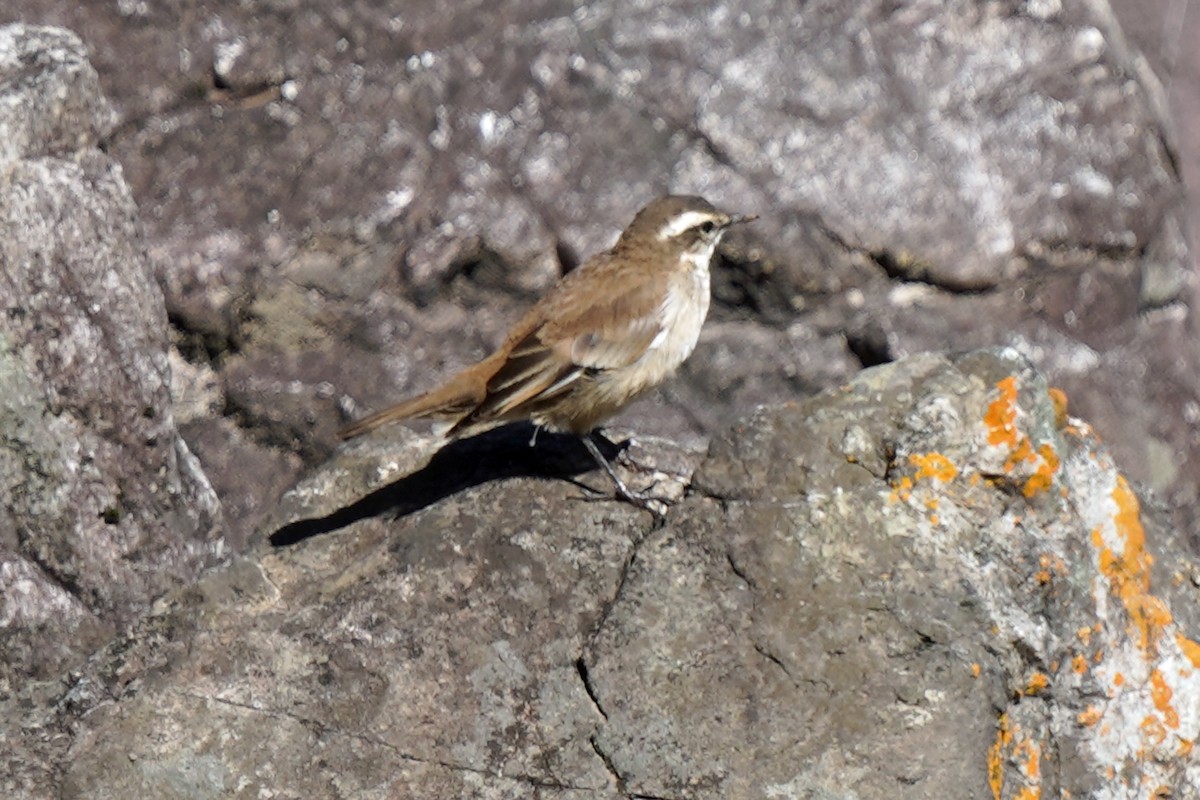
left=1107, top=0, right=1200, bottom=282
left=2, top=0, right=1195, bottom=547
left=0, top=25, right=225, bottom=684
left=4, top=348, right=1197, bottom=798
left=2, top=3, right=1200, bottom=797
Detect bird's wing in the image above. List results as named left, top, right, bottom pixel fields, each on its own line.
left=454, top=262, right=666, bottom=426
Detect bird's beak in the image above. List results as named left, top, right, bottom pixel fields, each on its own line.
left=727, top=213, right=758, bottom=227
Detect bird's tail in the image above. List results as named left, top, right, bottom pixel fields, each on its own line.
left=337, top=381, right=480, bottom=440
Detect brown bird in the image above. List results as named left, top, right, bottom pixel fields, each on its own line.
left=339, top=194, right=754, bottom=507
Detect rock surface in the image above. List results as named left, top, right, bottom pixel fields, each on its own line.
left=0, top=25, right=225, bottom=685
left=3, top=2, right=1200, bottom=797
left=6, top=348, right=1199, bottom=798
left=3, top=0, right=1196, bottom=546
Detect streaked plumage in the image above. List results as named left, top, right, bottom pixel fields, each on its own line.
left=339, top=194, right=753, bottom=506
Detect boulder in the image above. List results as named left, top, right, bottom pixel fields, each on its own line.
left=0, top=25, right=224, bottom=685
left=12, top=349, right=1195, bottom=798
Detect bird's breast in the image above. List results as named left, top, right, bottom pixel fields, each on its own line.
left=629, top=258, right=712, bottom=388
left=532, top=257, right=712, bottom=434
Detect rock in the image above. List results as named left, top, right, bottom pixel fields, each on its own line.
left=3, top=348, right=1193, bottom=798
left=5, top=0, right=1192, bottom=549
left=3, top=4, right=1200, bottom=796
left=0, top=24, right=225, bottom=684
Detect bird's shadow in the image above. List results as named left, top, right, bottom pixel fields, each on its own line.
left=268, top=423, right=625, bottom=547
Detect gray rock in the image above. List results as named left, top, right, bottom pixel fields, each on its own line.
left=5, top=0, right=1187, bottom=548
left=5, top=348, right=1195, bottom=798
left=0, top=25, right=225, bottom=684
left=3, top=5, right=1200, bottom=797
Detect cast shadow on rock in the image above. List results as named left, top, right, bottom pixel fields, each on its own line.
left=268, top=423, right=626, bottom=546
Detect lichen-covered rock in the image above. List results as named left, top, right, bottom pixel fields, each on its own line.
left=1, top=0, right=1193, bottom=553
left=4, top=349, right=1193, bottom=798
left=0, top=25, right=225, bottom=685
left=2, top=4, right=1199, bottom=797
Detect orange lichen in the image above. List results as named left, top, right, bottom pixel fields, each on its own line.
left=1034, top=554, right=1066, bottom=586
left=1048, top=387, right=1069, bottom=429
left=1113, top=672, right=1125, bottom=687
left=988, top=715, right=1043, bottom=800
left=988, top=714, right=1011, bottom=800
left=1142, top=715, right=1167, bottom=746
left=1008, top=438, right=1035, bottom=469
left=986, top=376, right=1020, bottom=448
left=971, top=663, right=982, bottom=678
left=889, top=475, right=914, bottom=503
left=1015, top=739, right=1040, bottom=780
left=982, top=378, right=1060, bottom=494
left=1092, top=477, right=1173, bottom=654
left=1022, top=444, right=1060, bottom=497
left=1076, top=627, right=1093, bottom=645
left=1072, top=654, right=1088, bottom=674
left=1078, top=706, right=1103, bottom=726
left=910, top=452, right=959, bottom=482
left=1149, top=670, right=1179, bottom=729
left=1007, top=735, right=1042, bottom=799
left=988, top=376, right=1017, bottom=448
left=1176, top=635, right=1200, bottom=668
left=1024, top=672, right=1049, bottom=695
left=1180, top=739, right=1194, bottom=757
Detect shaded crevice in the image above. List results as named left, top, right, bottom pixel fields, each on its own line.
left=1023, top=237, right=1141, bottom=264
left=844, top=326, right=893, bottom=368
left=752, top=644, right=832, bottom=693
left=880, top=438, right=900, bottom=485
left=587, top=743, right=708, bottom=798
left=167, top=309, right=241, bottom=368
left=575, top=657, right=608, bottom=720
left=867, top=249, right=997, bottom=294
left=725, top=550, right=756, bottom=591
left=754, top=643, right=792, bottom=679
left=579, top=507, right=661, bottom=651
left=573, top=499, right=672, bottom=797
left=815, top=214, right=1003, bottom=296
left=16, top=533, right=93, bottom=615
left=220, top=392, right=327, bottom=463
left=589, top=734, right=626, bottom=794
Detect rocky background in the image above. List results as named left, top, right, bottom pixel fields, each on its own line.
left=2, top=0, right=1199, bottom=797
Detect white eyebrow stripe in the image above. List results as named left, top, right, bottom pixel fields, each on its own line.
left=656, top=210, right=717, bottom=240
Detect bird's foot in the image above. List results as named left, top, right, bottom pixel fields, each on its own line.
left=577, top=433, right=676, bottom=517
left=570, top=476, right=671, bottom=518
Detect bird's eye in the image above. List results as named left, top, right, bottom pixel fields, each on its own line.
left=697, top=221, right=716, bottom=234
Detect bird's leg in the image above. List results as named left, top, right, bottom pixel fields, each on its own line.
left=581, top=432, right=666, bottom=513
left=588, top=429, right=632, bottom=462
left=593, top=429, right=659, bottom=475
